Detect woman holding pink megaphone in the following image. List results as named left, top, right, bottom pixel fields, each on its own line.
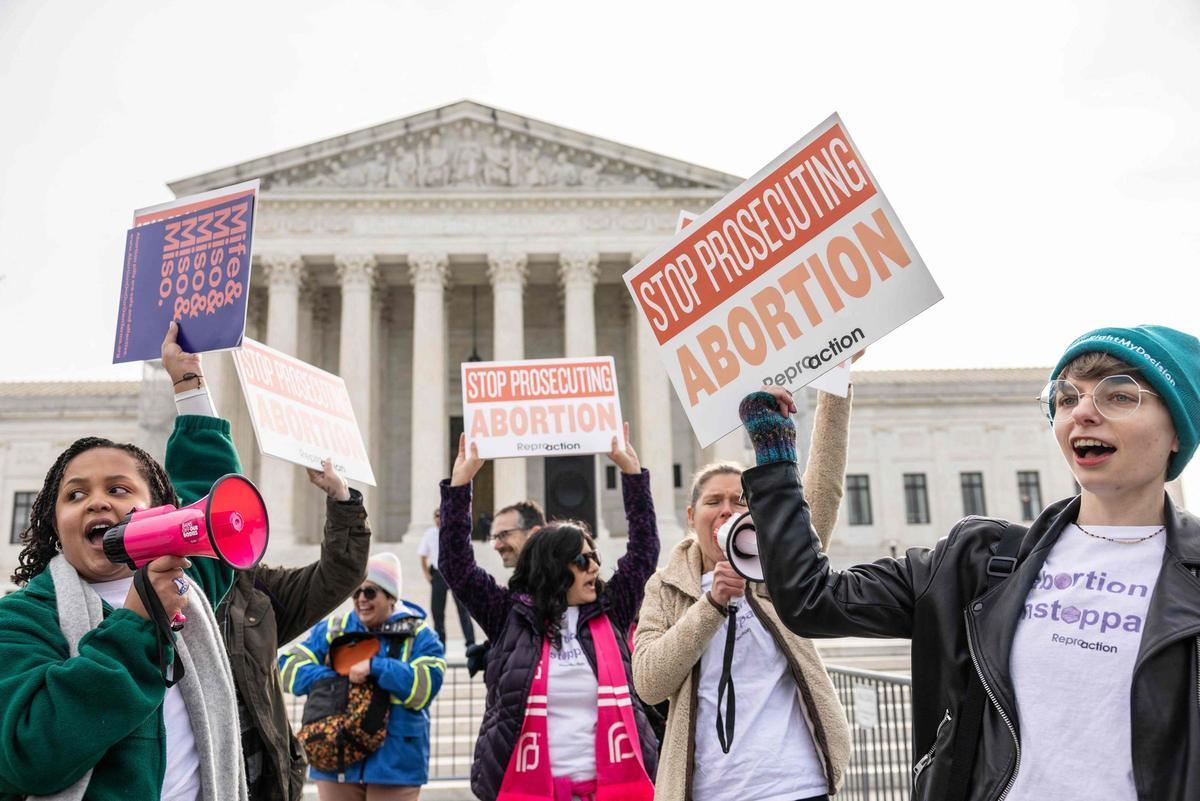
left=0, top=344, right=249, bottom=799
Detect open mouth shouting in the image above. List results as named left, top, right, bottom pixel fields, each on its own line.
left=1071, top=436, right=1117, bottom=467
left=84, top=518, right=118, bottom=549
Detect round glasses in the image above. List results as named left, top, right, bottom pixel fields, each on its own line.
left=1038, top=374, right=1159, bottom=423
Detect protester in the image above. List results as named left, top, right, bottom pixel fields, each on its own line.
left=488, top=499, right=545, bottom=568
left=440, top=424, right=660, bottom=801
left=740, top=325, right=1200, bottom=801
left=279, top=553, right=446, bottom=801
left=160, top=322, right=372, bottom=801
left=0, top=362, right=247, bottom=799
left=418, top=507, right=476, bottom=652
left=458, top=499, right=546, bottom=675
left=633, top=391, right=853, bottom=801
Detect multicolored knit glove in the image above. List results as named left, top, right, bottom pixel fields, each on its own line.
left=738, top=391, right=797, bottom=465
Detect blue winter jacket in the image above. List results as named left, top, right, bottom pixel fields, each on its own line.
left=278, top=605, right=446, bottom=786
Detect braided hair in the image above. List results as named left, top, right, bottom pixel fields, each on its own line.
left=12, top=437, right=177, bottom=587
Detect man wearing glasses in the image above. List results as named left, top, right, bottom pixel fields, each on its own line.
left=739, top=325, right=1200, bottom=801
left=488, top=500, right=546, bottom=568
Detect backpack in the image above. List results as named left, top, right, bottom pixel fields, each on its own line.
left=297, top=618, right=418, bottom=778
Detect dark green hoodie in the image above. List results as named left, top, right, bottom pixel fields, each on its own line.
left=0, top=415, right=237, bottom=799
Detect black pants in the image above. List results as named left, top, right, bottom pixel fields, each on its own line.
left=430, top=568, right=476, bottom=646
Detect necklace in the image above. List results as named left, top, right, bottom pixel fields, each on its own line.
left=1075, top=523, right=1165, bottom=545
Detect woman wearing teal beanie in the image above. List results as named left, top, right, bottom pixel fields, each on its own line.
left=736, top=324, right=1200, bottom=801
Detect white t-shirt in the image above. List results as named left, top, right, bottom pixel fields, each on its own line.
left=417, top=525, right=440, bottom=570
left=692, top=572, right=827, bottom=801
left=92, top=577, right=201, bottom=801
left=1007, top=524, right=1166, bottom=801
left=547, top=606, right=599, bottom=781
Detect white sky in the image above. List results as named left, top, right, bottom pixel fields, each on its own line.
left=2, top=0, right=1200, bottom=495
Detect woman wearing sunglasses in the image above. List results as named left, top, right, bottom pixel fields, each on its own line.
left=440, top=423, right=660, bottom=801
left=739, top=325, right=1200, bottom=801
left=279, top=553, right=446, bottom=801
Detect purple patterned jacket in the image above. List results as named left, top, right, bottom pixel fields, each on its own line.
left=437, top=469, right=661, bottom=800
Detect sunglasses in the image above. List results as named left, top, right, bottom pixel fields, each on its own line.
left=570, top=551, right=601, bottom=571
left=353, top=586, right=384, bottom=601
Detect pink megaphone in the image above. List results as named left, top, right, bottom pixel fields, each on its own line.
left=103, top=474, right=270, bottom=571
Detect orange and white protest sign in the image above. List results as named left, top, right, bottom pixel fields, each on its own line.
left=233, top=338, right=376, bottom=485
left=462, top=357, right=623, bottom=459
left=676, top=209, right=700, bottom=232
left=626, top=113, right=941, bottom=445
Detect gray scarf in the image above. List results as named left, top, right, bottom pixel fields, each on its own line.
left=36, top=555, right=247, bottom=801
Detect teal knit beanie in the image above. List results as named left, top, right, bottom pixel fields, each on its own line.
left=1050, top=325, right=1200, bottom=480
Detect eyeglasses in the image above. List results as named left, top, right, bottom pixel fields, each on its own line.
left=1038, top=375, right=1160, bottom=423
left=569, top=551, right=601, bottom=571
left=490, top=527, right=527, bottom=543
left=353, top=586, right=380, bottom=601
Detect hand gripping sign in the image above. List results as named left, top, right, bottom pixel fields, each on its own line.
left=113, top=180, right=258, bottom=364
left=462, top=356, right=623, bottom=459
left=626, top=114, right=942, bottom=446
left=233, top=338, right=376, bottom=485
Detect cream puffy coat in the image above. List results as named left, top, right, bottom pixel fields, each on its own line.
left=633, top=391, right=853, bottom=801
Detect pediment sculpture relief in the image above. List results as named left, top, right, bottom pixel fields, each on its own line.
left=262, top=121, right=699, bottom=191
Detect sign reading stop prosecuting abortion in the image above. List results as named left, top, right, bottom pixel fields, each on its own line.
left=462, top=357, right=623, bottom=459
left=233, top=338, right=376, bottom=485
left=625, top=114, right=942, bottom=446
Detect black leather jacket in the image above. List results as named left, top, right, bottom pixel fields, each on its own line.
left=743, top=460, right=1200, bottom=801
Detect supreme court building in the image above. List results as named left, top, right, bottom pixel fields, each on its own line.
left=6, top=101, right=1175, bottom=598
left=165, top=100, right=747, bottom=558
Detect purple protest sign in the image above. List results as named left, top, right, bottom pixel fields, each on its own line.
left=112, top=180, right=258, bottom=363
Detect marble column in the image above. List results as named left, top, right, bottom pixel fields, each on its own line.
left=559, top=251, right=607, bottom=535
left=559, top=251, right=599, bottom=357
left=631, top=254, right=683, bottom=542
left=261, top=253, right=306, bottom=548
left=488, top=252, right=528, bottom=506
left=336, top=254, right=379, bottom=521
left=406, top=253, right=449, bottom=540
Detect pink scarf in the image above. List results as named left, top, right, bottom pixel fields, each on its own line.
left=497, top=613, right=655, bottom=801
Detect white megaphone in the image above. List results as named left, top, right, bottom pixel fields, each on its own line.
left=717, top=512, right=762, bottom=582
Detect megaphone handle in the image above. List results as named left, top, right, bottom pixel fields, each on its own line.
left=716, top=602, right=738, bottom=754
left=132, top=565, right=188, bottom=688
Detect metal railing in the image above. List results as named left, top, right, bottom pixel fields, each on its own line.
left=288, top=661, right=915, bottom=797
left=828, top=666, right=914, bottom=801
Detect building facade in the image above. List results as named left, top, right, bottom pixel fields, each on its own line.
left=3, top=102, right=1183, bottom=599
left=163, top=100, right=751, bottom=560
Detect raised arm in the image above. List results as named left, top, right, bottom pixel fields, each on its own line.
left=160, top=322, right=237, bottom=605
left=438, top=434, right=510, bottom=641
left=600, top=422, right=660, bottom=632
left=251, top=461, right=371, bottom=643
left=802, top=389, right=853, bottom=552
left=740, top=389, right=937, bottom=640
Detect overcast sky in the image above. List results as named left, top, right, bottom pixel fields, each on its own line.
left=3, top=0, right=1200, bottom=492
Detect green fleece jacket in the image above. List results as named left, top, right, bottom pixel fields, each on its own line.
left=0, top=415, right=238, bottom=800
